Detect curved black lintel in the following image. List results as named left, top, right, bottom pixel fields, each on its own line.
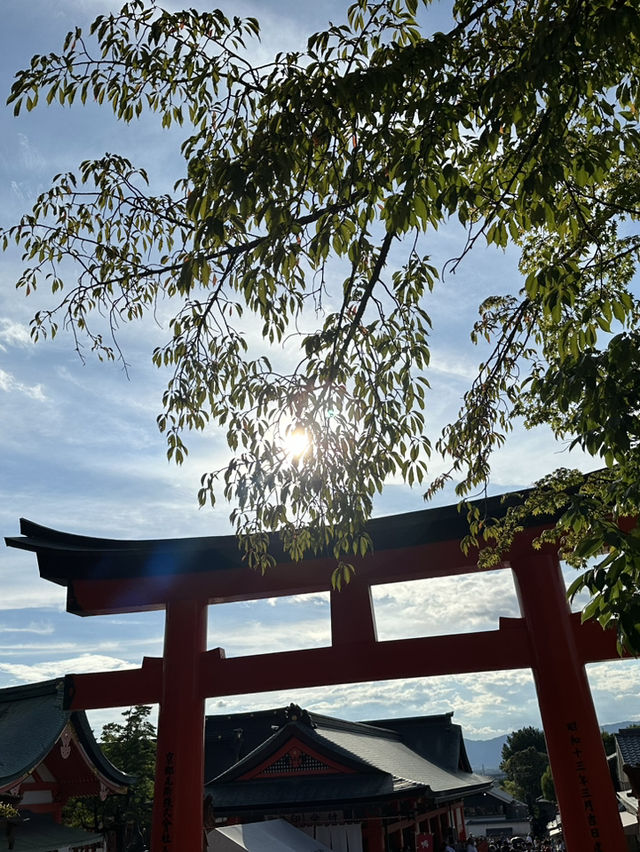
left=5, top=488, right=548, bottom=586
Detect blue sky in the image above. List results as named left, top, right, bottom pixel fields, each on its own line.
left=1, top=0, right=639, bottom=742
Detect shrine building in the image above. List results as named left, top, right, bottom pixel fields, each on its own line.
left=0, top=678, right=134, bottom=850
left=203, top=703, right=492, bottom=851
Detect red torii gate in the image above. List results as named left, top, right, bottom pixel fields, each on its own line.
left=5, top=494, right=630, bottom=852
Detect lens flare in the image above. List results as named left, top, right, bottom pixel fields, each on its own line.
left=286, top=427, right=310, bottom=461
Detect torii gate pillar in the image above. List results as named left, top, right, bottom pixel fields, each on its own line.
left=512, top=546, right=623, bottom=852
left=151, top=598, right=207, bottom=852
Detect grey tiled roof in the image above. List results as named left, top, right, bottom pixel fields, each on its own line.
left=361, top=713, right=471, bottom=772
left=209, top=774, right=393, bottom=810
left=0, top=679, right=134, bottom=791
left=485, top=785, right=520, bottom=804
left=0, top=681, right=69, bottom=789
left=206, top=706, right=491, bottom=810
left=616, top=729, right=640, bottom=766
left=313, top=722, right=488, bottom=799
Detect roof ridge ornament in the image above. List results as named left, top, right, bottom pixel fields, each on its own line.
left=285, top=703, right=313, bottom=728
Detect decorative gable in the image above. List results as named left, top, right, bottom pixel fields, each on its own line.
left=238, top=737, right=356, bottom=780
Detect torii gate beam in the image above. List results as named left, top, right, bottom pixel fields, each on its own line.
left=61, top=612, right=623, bottom=711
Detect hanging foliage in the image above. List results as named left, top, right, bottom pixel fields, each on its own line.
left=4, top=0, right=640, bottom=646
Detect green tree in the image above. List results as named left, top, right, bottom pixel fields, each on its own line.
left=4, top=0, right=640, bottom=640
left=64, top=705, right=156, bottom=852
left=501, top=727, right=549, bottom=837
left=601, top=729, right=617, bottom=756
left=502, top=746, right=549, bottom=804
left=540, top=764, right=555, bottom=803
left=501, top=726, right=547, bottom=765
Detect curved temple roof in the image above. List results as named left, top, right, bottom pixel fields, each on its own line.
left=0, top=679, right=134, bottom=793
left=204, top=706, right=491, bottom=812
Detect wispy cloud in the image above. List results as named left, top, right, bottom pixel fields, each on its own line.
left=0, top=653, right=139, bottom=684
left=0, top=368, right=46, bottom=400
left=0, top=642, right=84, bottom=655
left=0, top=621, right=54, bottom=635
left=0, top=318, right=31, bottom=349
left=427, top=351, right=478, bottom=382
left=372, top=571, right=520, bottom=639
left=15, top=133, right=45, bottom=173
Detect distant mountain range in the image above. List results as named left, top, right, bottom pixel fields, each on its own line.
left=465, top=721, right=637, bottom=773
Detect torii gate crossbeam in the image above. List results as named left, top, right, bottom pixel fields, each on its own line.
left=6, top=495, right=631, bottom=852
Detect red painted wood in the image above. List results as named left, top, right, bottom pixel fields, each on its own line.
left=151, top=599, right=207, bottom=852
left=64, top=656, right=162, bottom=709
left=63, top=537, right=516, bottom=616
left=61, top=613, right=623, bottom=711
left=198, top=627, right=534, bottom=698
left=237, top=735, right=357, bottom=779
left=330, top=577, right=377, bottom=645
left=46, top=518, right=631, bottom=852
left=511, top=549, right=626, bottom=852
left=362, top=818, right=385, bottom=852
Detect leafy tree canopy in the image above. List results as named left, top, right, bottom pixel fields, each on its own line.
left=502, top=745, right=549, bottom=804
left=601, top=729, right=616, bottom=756
left=501, top=726, right=547, bottom=765
left=501, top=727, right=549, bottom=835
left=5, top=0, right=640, bottom=642
left=540, top=763, right=555, bottom=803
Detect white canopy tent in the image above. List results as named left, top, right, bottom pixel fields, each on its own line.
left=207, top=819, right=334, bottom=852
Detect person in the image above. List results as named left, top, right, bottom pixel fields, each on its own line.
left=466, top=837, right=479, bottom=852
left=442, top=841, right=456, bottom=852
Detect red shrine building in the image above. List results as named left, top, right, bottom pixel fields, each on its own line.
left=203, top=703, right=491, bottom=851
left=0, top=678, right=134, bottom=850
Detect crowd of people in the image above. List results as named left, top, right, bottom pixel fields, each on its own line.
left=442, top=836, right=562, bottom=852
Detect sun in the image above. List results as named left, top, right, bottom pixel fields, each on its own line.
left=284, top=426, right=311, bottom=461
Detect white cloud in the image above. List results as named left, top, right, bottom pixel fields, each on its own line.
left=588, top=660, right=640, bottom=704
left=428, top=351, right=478, bottom=382
left=16, top=133, right=45, bottom=173
left=0, top=621, right=54, bottom=635
left=0, top=318, right=32, bottom=348
left=208, top=608, right=331, bottom=656
left=0, top=653, right=138, bottom=684
left=0, top=576, right=66, bottom=611
left=0, top=367, right=46, bottom=400
left=372, top=571, right=520, bottom=639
